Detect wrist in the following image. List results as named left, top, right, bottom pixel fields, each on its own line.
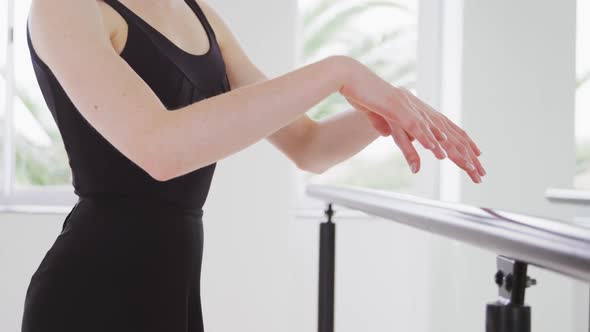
left=323, top=55, right=362, bottom=95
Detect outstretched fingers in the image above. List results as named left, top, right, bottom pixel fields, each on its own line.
left=402, top=89, right=486, bottom=182
left=394, top=110, right=444, bottom=160
left=445, top=118, right=482, bottom=157
left=398, top=94, right=446, bottom=160
left=391, top=123, right=420, bottom=173
left=437, top=122, right=485, bottom=182
left=441, top=121, right=486, bottom=177
left=347, top=83, right=485, bottom=183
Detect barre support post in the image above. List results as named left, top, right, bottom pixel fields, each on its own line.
left=318, top=203, right=336, bottom=332
left=486, top=256, right=536, bottom=332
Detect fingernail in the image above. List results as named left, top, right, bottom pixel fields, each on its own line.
left=481, top=167, right=487, bottom=176
left=475, top=175, right=482, bottom=183
left=410, top=162, right=418, bottom=174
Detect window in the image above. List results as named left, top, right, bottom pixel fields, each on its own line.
left=1, top=0, right=76, bottom=207
left=295, top=0, right=438, bottom=211
left=1, top=0, right=9, bottom=191
left=576, top=0, right=590, bottom=189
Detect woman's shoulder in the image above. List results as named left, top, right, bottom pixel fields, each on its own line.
left=191, top=0, right=228, bottom=49
left=29, top=0, right=124, bottom=54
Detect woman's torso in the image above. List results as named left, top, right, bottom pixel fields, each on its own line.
left=26, top=0, right=231, bottom=210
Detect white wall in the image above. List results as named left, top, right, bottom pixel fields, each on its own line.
left=198, top=1, right=300, bottom=332
left=0, top=213, right=62, bottom=331
left=434, top=1, right=588, bottom=331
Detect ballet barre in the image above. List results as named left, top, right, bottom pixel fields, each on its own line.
left=545, top=188, right=590, bottom=206
left=305, top=184, right=590, bottom=332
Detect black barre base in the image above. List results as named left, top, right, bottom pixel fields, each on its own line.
left=486, top=302, right=531, bottom=332
left=486, top=256, right=535, bottom=332
left=318, top=203, right=335, bottom=332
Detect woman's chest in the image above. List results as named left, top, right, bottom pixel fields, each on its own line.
left=99, top=2, right=230, bottom=110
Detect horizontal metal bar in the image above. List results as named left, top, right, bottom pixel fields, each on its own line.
left=305, top=184, right=590, bottom=282
left=545, top=188, right=590, bottom=206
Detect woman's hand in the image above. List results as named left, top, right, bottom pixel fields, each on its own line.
left=338, top=57, right=485, bottom=183
left=359, top=107, right=421, bottom=173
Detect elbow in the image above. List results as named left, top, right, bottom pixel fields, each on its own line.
left=293, top=121, right=330, bottom=174
left=143, top=158, right=172, bottom=182
left=138, top=147, right=176, bottom=182
left=135, top=125, right=187, bottom=182
left=146, top=163, right=173, bottom=182
left=141, top=148, right=209, bottom=182
left=296, top=156, right=329, bottom=175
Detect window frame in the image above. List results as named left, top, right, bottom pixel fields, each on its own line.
left=1, top=0, right=78, bottom=211
left=2, top=0, right=15, bottom=200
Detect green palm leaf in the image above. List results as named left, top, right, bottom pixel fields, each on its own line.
left=346, top=27, right=412, bottom=59
left=303, top=0, right=339, bottom=27
left=301, top=0, right=416, bottom=120
left=303, top=0, right=410, bottom=27
left=303, top=1, right=412, bottom=58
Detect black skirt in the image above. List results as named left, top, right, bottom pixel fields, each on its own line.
left=21, top=195, right=205, bottom=332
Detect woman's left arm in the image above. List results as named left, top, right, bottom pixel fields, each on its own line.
left=291, top=108, right=383, bottom=173
left=202, top=1, right=487, bottom=182
left=199, top=1, right=385, bottom=174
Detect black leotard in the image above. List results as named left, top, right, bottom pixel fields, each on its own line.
left=21, top=0, right=230, bottom=331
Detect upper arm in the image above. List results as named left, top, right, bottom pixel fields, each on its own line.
left=197, top=0, right=317, bottom=165
left=28, top=0, right=168, bottom=179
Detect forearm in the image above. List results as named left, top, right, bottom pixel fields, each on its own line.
left=299, top=108, right=381, bottom=174
left=149, top=56, right=353, bottom=181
